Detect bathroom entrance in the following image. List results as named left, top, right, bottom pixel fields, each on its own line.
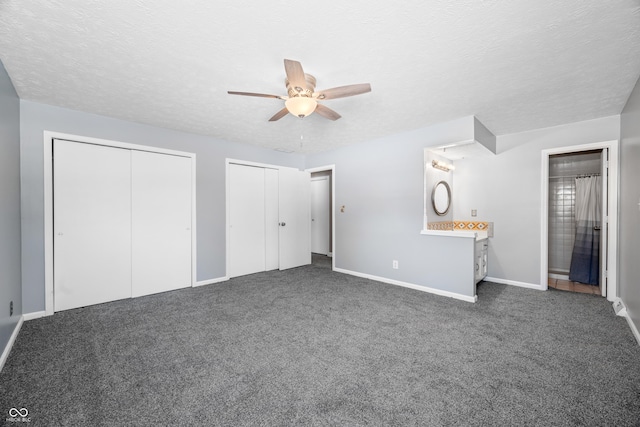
left=541, top=140, right=618, bottom=302
left=547, top=150, right=605, bottom=296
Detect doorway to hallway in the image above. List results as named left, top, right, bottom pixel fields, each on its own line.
left=307, top=165, right=335, bottom=270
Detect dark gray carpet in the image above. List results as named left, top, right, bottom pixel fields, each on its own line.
left=2, top=255, right=639, bottom=426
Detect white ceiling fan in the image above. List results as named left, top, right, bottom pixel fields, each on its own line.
left=228, top=59, right=371, bottom=121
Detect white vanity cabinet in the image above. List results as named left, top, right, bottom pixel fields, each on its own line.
left=475, top=239, right=488, bottom=284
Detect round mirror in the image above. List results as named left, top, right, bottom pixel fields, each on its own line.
left=432, top=180, right=451, bottom=216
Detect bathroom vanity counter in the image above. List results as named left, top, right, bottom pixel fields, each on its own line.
left=420, top=229, right=488, bottom=241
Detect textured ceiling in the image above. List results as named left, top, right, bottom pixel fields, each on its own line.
left=1, top=0, right=639, bottom=153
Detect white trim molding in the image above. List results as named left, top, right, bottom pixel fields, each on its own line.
left=623, top=313, right=640, bottom=346
left=614, top=299, right=640, bottom=346
left=22, top=311, right=46, bottom=321
left=0, top=317, right=23, bottom=373
left=334, top=267, right=478, bottom=303
left=194, top=277, right=230, bottom=287
left=484, top=276, right=545, bottom=291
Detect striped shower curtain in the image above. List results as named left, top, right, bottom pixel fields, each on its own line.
left=569, top=175, right=601, bottom=285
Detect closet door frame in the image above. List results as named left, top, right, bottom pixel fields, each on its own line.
left=43, top=131, right=197, bottom=316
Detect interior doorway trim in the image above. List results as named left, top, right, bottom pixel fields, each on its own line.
left=306, top=165, right=336, bottom=271
left=540, top=140, right=618, bottom=301
left=43, top=131, right=197, bottom=316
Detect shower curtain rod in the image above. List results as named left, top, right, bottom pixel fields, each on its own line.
left=549, top=172, right=601, bottom=179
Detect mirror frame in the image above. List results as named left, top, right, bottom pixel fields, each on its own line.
left=431, top=180, right=451, bottom=216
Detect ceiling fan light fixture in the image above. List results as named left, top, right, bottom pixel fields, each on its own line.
left=285, top=96, right=317, bottom=118
left=228, top=59, right=370, bottom=121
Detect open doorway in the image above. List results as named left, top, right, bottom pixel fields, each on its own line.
left=541, top=141, right=618, bottom=302
left=547, top=150, right=603, bottom=296
left=307, top=165, right=335, bottom=270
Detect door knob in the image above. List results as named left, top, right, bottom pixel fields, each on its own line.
left=279, top=222, right=286, bottom=226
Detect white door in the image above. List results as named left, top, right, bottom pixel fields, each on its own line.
left=131, top=151, right=192, bottom=297
left=278, top=168, right=311, bottom=270
left=53, top=140, right=132, bottom=311
left=229, top=164, right=266, bottom=277
left=310, top=177, right=330, bottom=255
left=264, top=168, right=280, bottom=271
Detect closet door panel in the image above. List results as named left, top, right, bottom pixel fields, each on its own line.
left=131, top=151, right=192, bottom=297
left=264, top=168, right=279, bottom=271
left=53, top=140, right=132, bottom=311
left=229, top=164, right=266, bottom=277
left=278, top=168, right=311, bottom=270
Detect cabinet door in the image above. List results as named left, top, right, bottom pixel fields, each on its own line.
left=481, top=245, right=488, bottom=278
left=54, top=140, right=132, bottom=311
left=131, top=151, right=193, bottom=297
left=475, top=251, right=482, bottom=284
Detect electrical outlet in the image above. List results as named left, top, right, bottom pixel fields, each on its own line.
left=10, top=301, right=13, bottom=316
left=471, top=209, right=477, bottom=217
left=392, top=260, right=399, bottom=269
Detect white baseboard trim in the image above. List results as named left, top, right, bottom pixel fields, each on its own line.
left=23, top=311, right=46, bottom=321
left=622, top=311, right=640, bottom=346
left=485, top=276, right=545, bottom=291
left=334, top=267, right=477, bottom=303
left=0, top=316, right=24, bottom=373
left=195, top=276, right=229, bottom=287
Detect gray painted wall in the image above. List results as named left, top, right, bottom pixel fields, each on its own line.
left=306, top=117, right=480, bottom=298
left=13, top=95, right=634, bottom=314
left=306, top=115, right=620, bottom=299
left=0, top=60, right=22, bottom=356
left=473, top=117, right=496, bottom=154
left=620, top=74, right=640, bottom=336
left=454, top=116, right=620, bottom=285
left=20, top=101, right=304, bottom=313
left=425, top=151, right=454, bottom=225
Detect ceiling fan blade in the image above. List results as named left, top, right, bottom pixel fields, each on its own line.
left=228, top=91, right=284, bottom=99
left=269, top=107, right=290, bottom=122
left=284, top=59, right=308, bottom=91
left=314, top=104, right=341, bottom=121
left=315, top=83, right=371, bottom=100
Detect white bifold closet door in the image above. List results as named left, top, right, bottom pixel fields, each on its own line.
left=54, top=140, right=193, bottom=311
left=264, top=168, right=280, bottom=271
left=54, top=141, right=133, bottom=311
left=131, top=151, right=192, bottom=297
left=228, top=164, right=310, bottom=278
left=228, top=164, right=268, bottom=277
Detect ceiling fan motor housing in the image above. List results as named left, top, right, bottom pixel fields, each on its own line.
left=286, top=74, right=316, bottom=98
